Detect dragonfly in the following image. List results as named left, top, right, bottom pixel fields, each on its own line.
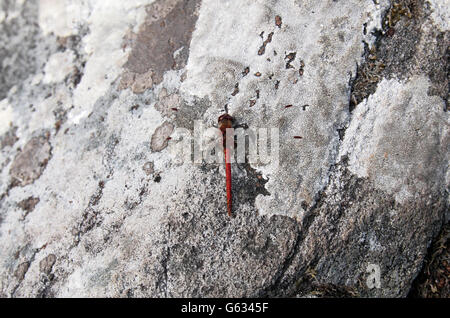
left=218, top=113, right=234, bottom=217
left=217, top=110, right=301, bottom=217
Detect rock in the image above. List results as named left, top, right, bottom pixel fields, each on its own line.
left=39, top=254, right=56, bottom=274
left=142, top=161, right=154, bottom=176
left=14, top=262, right=29, bottom=281
left=150, top=122, right=175, bottom=152
left=0, top=0, right=448, bottom=298
left=123, top=0, right=201, bottom=85
left=0, top=126, right=18, bottom=150
left=9, top=134, right=52, bottom=187
left=17, top=196, right=40, bottom=215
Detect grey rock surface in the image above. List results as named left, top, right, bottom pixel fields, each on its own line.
left=0, top=0, right=448, bottom=297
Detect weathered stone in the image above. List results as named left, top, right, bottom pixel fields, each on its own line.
left=0, top=126, right=18, bottom=150
left=151, top=121, right=174, bottom=152
left=142, top=161, right=154, bottom=176
left=0, top=0, right=448, bottom=298
left=0, top=1, right=46, bottom=100
left=14, top=262, right=29, bottom=281
left=9, top=134, right=51, bottom=187
left=17, top=196, right=40, bottom=214
left=123, top=0, right=201, bottom=86
left=39, top=254, right=56, bottom=274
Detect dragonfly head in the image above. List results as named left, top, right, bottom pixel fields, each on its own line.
left=218, top=114, right=234, bottom=130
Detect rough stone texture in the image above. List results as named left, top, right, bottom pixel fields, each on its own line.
left=17, top=196, right=40, bottom=218
left=39, top=254, right=56, bottom=274
left=122, top=0, right=201, bottom=87
left=9, top=134, right=52, bottom=187
left=0, top=0, right=448, bottom=298
left=409, top=223, right=449, bottom=297
left=150, top=121, right=175, bottom=152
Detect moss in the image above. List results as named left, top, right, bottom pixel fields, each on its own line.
left=386, top=0, right=414, bottom=27
left=409, top=223, right=450, bottom=298
left=349, top=0, right=426, bottom=111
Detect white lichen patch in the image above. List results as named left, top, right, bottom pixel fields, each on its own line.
left=38, top=0, right=153, bottom=125
left=340, top=76, right=449, bottom=204
left=2, top=0, right=448, bottom=298
left=428, top=0, right=450, bottom=31
left=0, top=10, right=5, bottom=24
left=182, top=0, right=388, bottom=218
left=38, top=0, right=86, bottom=37
left=3, top=0, right=25, bottom=23
left=31, top=73, right=44, bottom=86
left=0, top=99, right=13, bottom=135
left=43, top=51, right=75, bottom=84
left=26, top=86, right=72, bottom=132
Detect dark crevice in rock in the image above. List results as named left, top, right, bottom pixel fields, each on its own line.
left=258, top=223, right=302, bottom=297
left=259, top=160, right=352, bottom=297
left=154, top=174, right=162, bottom=183
left=56, top=25, right=90, bottom=89
left=231, top=83, right=239, bottom=96
left=408, top=222, right=450, bottom=297
left=73, top=209, right=102, bottom=247
left=259, top=159, right=343, bottom=297
left=261, top=154, right=447, bottom=297
left=349, top=14, right=387, bottom=111
left=11, top=244, right=47, bottom=297
left=37, top=273, right=56, bottom=298
left=89, top=180, right=105, bottom=207
left=337, top=127, right=346, bottom=141
left=124, top=184, right=148, bottom=210
left=300, top=282, right=359, bottom=298
left=350, top=0, right=447, bottom=112
left=73, top=180, right=106, bottom=246
left=36, top=254, right=57, bottom=297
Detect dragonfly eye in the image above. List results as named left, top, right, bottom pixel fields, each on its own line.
left=218, top=113, right=233, bottom=124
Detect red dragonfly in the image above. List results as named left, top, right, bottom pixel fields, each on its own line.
left=218, top=113, right=234, bottom=217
